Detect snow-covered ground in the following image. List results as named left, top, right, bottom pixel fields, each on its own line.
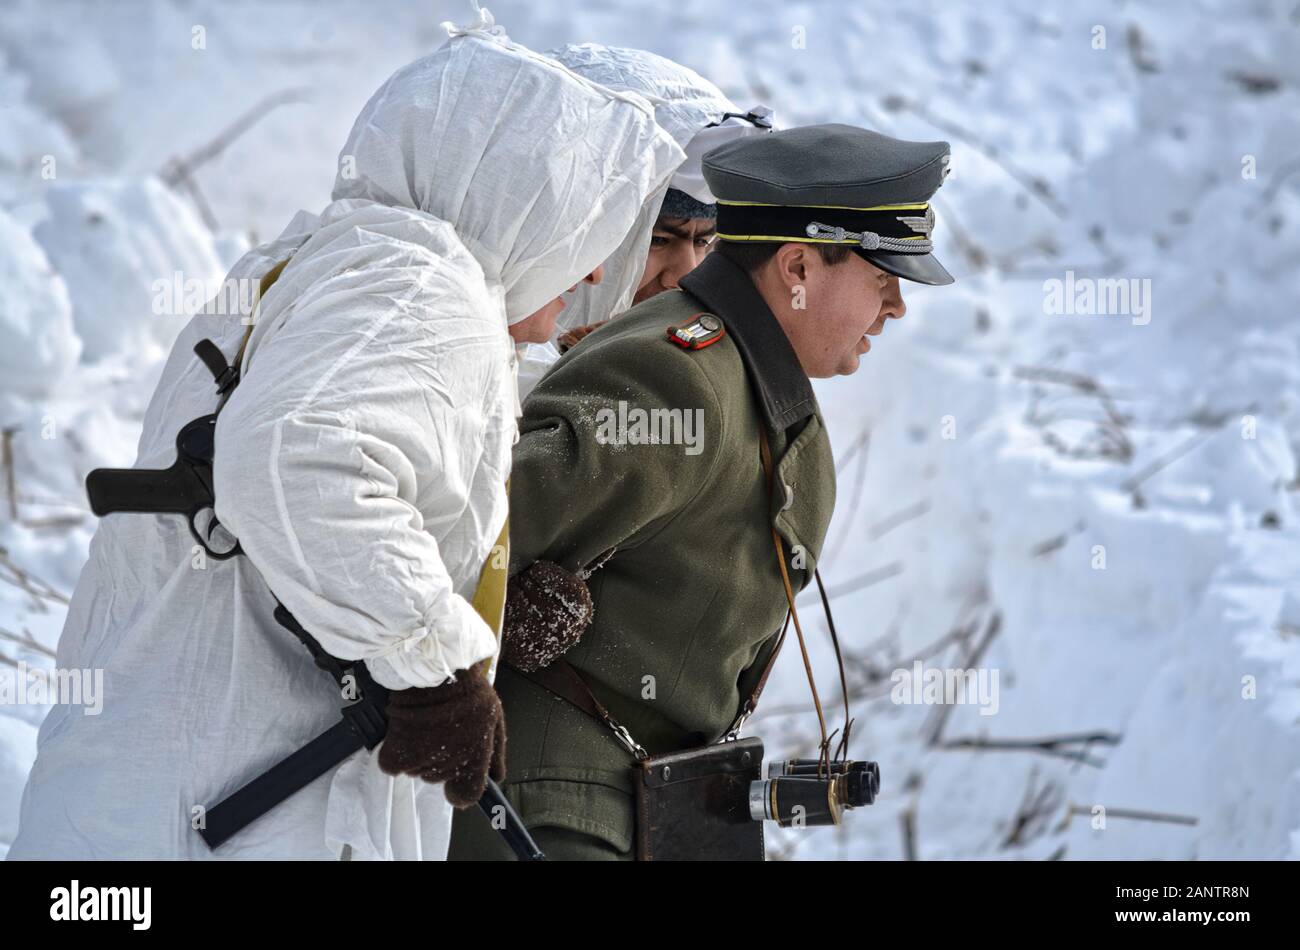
left=1, top=0, right=1297, bottom=860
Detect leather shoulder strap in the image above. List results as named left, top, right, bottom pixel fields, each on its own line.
left=517, top=660, right=648, bottom=761
left=755, top=427, right=828, bottom=754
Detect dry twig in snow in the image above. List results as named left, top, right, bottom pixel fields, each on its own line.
left=940, top=730, right=1121, bottom=768
left=0, top=625, right=57, bottom=660
left=159, top=88, right=310, bottom=231
left=0, top=547, right=71, bottom=608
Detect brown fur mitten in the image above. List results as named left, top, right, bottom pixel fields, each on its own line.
left=378, top=670, right=506, bottom=808
left=500, top=560, right=594, bottom=672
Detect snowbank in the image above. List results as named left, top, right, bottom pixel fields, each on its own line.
left=0, top=209, right=79, bottom=396
left=35, top=178, right=227, bottom=364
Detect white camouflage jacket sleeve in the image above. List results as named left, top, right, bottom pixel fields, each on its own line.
left=212, top=209, right=508, bottom=692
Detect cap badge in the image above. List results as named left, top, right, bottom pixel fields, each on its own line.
left=896, top=206, right=936, bottom=238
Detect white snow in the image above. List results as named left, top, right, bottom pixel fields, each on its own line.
left=1, top=0, right=1297, bottom=860
left=35, top=178, right=229, bottom=363
left=0, top=208, right=79, bottom=396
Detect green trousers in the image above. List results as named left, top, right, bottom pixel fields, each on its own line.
left=447, top=804, right=633, bottom=862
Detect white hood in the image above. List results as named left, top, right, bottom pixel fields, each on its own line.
left=544, top=43, right=767, bottom=334
left=332, top=25, right=684, bottom=322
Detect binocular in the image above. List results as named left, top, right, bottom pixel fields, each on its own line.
left=749, top=759, right=881, bottom=827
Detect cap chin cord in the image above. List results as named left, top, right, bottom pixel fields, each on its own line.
left=804, top=221, right=933, bottom=254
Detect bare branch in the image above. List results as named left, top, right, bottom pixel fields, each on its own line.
left=1001, top=768, right=1065, bottom=849
left=0, top=547, right=71, bottom=607
left=823, top=429, right=871, bottom=563
left=1254, top=153, right=1300, bottom=211
left=1126, top=24, right=1160, bottom=74
left=159, top=87, right=310, bottom=231
left=1060, top=802, right=1197, bottom=827
left=869, top=499, right=931, bottom=541
left=821, top=561, right=905, bottom=600
left=1119, top=406, right=1253, bottom=502
left=0, top=625, right=57, bottom=660
left=923, top=611, right=1002, bottom=745
left=1031, top=533, right=1068, bottom=557
left=834, top=426, right=871, bottom=476
left=841, top=617, right=976, bottom=701
left=900, top=807, right=918, bottom=861
left=1014, top=364, right=1134, bottom=462
left=940, top=730, right=1121, bottom=768
left=159, top=88, right=310, bottom=186
left=2, top=426, right=18, bottom=522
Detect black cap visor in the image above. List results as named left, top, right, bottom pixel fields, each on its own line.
left=855, top=248, right=954, bottom=286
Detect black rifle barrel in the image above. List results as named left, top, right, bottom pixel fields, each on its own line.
left=199, top=718, right=362, bottom=850
left=200, top=623, right=544, bottom=861
left=200, top=726, right=545, bottom=859
left=479, top=778, right=546, bottom=861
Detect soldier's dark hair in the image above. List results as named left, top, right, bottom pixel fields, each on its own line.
left=715, top=241, right=854, bottom=274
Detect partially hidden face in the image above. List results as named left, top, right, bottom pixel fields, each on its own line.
left=509, top=264, right=606, bottom=344
left=632, top=215, right=717, bottom=305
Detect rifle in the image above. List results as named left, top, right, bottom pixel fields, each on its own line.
left=197, top=605, right=544, bottom=860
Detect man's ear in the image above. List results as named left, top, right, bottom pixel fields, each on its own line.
left=772, top=242, right=812, bottom=291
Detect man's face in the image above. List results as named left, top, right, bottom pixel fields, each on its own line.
left=632, top=215, right=716, bottom=305
left=766, top=249, right=908, bottom=378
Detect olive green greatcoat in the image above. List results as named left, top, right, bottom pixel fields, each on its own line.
left=449, top=252, right=836, bottom=860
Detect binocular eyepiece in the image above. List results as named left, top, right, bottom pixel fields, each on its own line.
left=749, top=759, right=881, bottom=827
